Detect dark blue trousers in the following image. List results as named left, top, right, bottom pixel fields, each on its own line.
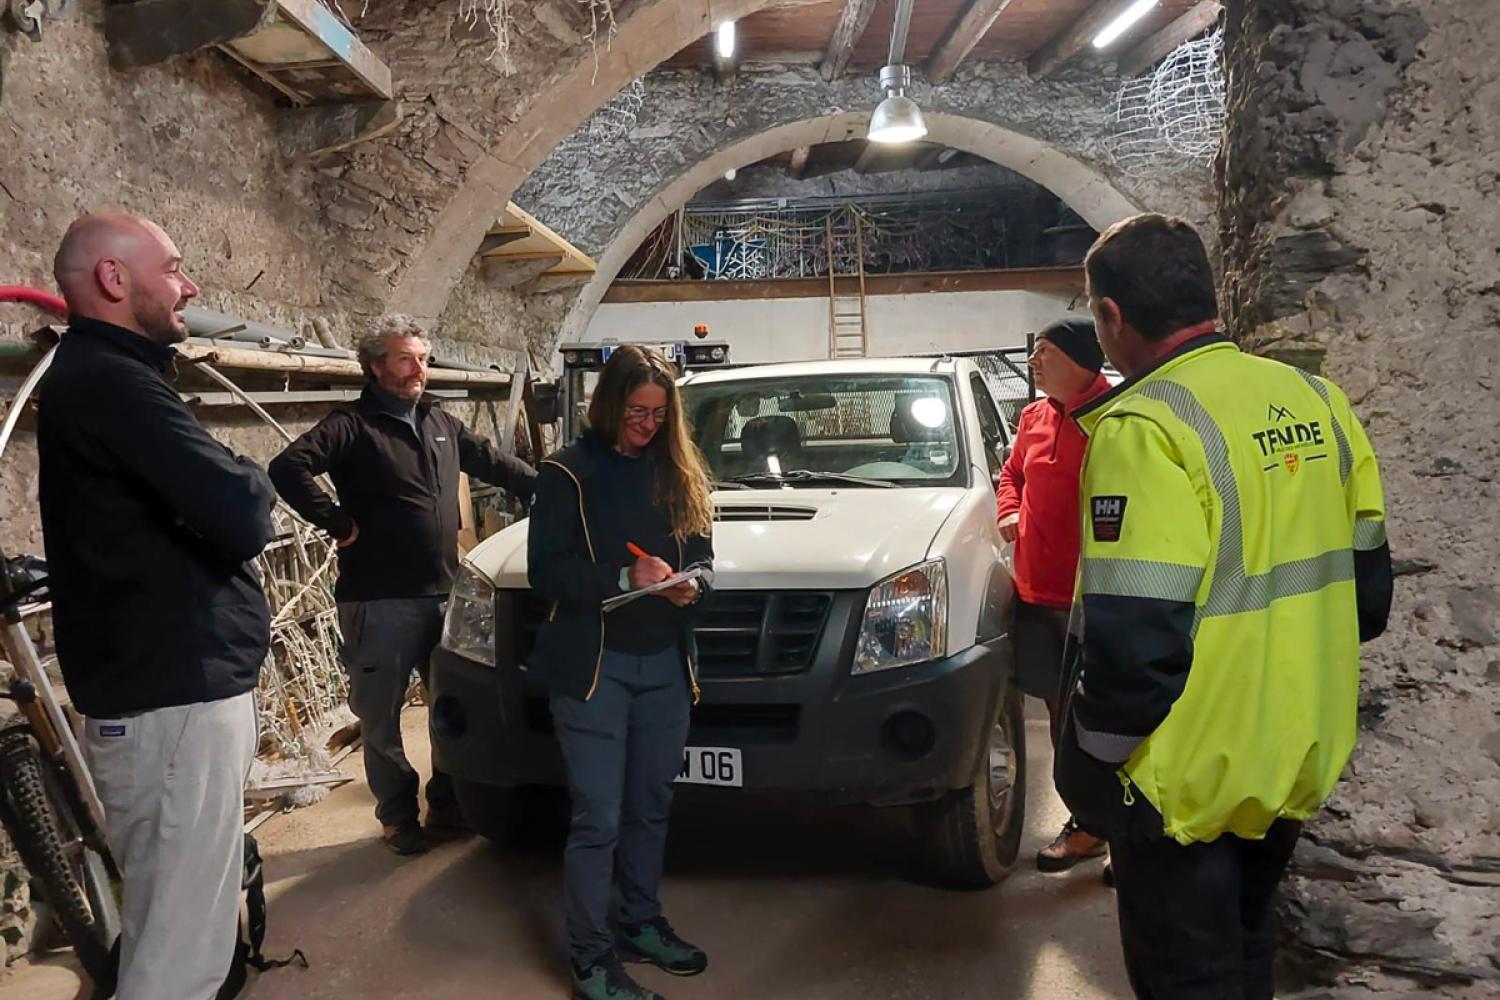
left=551, top=647, right=691, bottom=965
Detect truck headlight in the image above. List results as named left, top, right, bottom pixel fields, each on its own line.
left=440, top=564, right=496, bottom=664
left=853, top=559, right=947, bottom=674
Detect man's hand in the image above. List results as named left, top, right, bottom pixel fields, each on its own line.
left=337, top=522, right=360, bottom=549
left=628, top=554, right=674, bottom=590
left=662, top=578, right=700, bottom=607
left=999, top=519, right=1018, bottom=544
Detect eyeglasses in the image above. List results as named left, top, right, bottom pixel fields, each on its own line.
left=624, top=405, right=669, bottom=423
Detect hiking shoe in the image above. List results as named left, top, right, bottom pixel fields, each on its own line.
left=618, top=917, right=707, bottom=977
left=571, top=954, right=665, bottom=1000
left=1036, top=817, right=1106, bottom=872
left=382, top=823, right=427, bottom=856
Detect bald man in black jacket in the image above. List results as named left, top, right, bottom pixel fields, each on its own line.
left=39, top=212, right=274, bottom=1000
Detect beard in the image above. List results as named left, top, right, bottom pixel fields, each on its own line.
left=130, top=290, right=187, bottom=345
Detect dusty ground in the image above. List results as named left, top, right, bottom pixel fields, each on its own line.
left=1, top=704, right=1130, bottom=1000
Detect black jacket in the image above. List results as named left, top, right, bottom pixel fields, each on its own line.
left=268, top=386, right=536, bottom=601
left=527, top=432, right=714, bottom=701
left=36, top=318, right=276, bottom=718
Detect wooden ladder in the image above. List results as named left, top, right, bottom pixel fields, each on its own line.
left=826, top=215, right=869, bottom=359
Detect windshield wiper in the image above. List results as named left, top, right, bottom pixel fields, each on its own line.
left=723, top=470, right=898, bottom=489
left=711, top=479, right=752, bottom=490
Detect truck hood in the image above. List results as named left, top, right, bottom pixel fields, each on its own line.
left=468, top=487, right=963, bottom=591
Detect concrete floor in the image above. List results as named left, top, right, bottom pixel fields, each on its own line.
left=2, top=703, right=1130, bottom=1000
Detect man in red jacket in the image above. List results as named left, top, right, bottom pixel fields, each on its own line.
left=996, top=318, right=1112, bottom=873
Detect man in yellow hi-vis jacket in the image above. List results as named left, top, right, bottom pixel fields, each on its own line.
left=1054, top=215, right=1393, bottom=1000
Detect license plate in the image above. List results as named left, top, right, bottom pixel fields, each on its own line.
left=676, top=746, right=742, bottom=787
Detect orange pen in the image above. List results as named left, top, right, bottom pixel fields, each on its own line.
left=626, top=541, right=652, bottom=560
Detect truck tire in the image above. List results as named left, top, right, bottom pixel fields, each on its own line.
left=0, top=728, right=118, bottom=991
left=920, top=681, right=1027, bottom=889
left=453, top=778, right=567, bottom=850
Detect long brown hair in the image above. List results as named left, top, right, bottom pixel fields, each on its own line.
left=587, top=345, right=713, bottom=540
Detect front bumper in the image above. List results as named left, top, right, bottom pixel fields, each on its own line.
left=428, top=631, right=1011, bottom=807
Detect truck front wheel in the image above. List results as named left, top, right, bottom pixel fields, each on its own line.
left=453, top=779, right=568, bottom=849
left=919, top=681, right=1027, bottom=888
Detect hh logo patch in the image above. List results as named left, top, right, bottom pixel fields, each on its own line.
left=98, top=724, right=127, bottom=738
left=1091, top=495, right=1128, bottom=542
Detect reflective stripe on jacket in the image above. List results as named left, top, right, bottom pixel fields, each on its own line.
left=1065, top=334, right=1392, bottom=845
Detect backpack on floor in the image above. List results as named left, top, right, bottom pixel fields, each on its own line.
left=217, top=832, right=308, bottom=999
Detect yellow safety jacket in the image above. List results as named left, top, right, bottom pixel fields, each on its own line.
left=1062, top=334, right=1391, bottom=846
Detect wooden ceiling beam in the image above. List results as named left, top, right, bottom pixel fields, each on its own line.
left=1029, top=0, right=1144, bottom=79
left=927, top=0, right=1022, bottom=84
left=1117, top=0, right=1222, bottom=77
left=787, top=145, right=813, bottom=180
left=818, top=0, right=880, bottom=82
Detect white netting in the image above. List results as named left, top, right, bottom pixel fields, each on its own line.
left=453, top=0, right=618, bottom=76
left=457, top=0, right=517, bottom=74
left=1105, top=28, right=1225, bottom=176
left=552, top=77, right=647, bottom=168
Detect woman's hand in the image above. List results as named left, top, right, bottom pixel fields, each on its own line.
left=662, top=578, right=700, bottom=607
left=628, top=555, right=674, bottom=590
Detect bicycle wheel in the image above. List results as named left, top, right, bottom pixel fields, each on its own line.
left=0, top=726, right=117, bottom=990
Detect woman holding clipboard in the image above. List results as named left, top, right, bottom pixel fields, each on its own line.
left=527, top=344, right=715, bottom=1000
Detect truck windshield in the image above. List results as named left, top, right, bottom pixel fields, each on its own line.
left=679, top=374, right=966, bottom=487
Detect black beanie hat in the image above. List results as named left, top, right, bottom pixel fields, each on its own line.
left=1038, top=318, right=1104, bottom=373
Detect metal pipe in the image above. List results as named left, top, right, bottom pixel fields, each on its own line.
left=310, top=316, right=340, bottom=350
left=0, top=346, right=57, bottom=465
left=429, top=355, right=502, bottom=374
left=889, top=0, right=916, bottom=65
left=184, top=306, right=300, bottom=344
left=195, top=362, right=296, bottom=444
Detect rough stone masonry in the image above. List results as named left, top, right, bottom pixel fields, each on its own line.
left=1221, top=0, right=1500, bottom=994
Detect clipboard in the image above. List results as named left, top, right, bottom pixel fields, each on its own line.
left=602, top=567, right=703, bottom=613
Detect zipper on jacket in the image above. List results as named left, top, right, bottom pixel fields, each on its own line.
left=542, top=460, right=606, bottom=700
left=1117, top=769, right=1136, bottom=806
left=676, top=535, right=702, bottom=704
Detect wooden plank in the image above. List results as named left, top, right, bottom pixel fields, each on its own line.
left=927, top=0, right=1023, bottom=84
left=1117, top=0, right=1221, bottom=76
left=174, top=342, right=513, bottom=386
left=1028, top=0, right=1144, bottom=78
left=501, top=202, right=597, bottom=275
left=788, top=145, right=813, bottom=180
left=478, top=229, right=534, bottom=256
left=272, top=0, right=393, bottom=99
left=819, top=0, right=880, bottom=81
left=457, top=474, right=478, bottom=555
left=603, top=267, right=1086, bottom=303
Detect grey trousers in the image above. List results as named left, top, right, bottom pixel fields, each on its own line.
left=337, top=596, right=453, bottom=828
left=84, top=691, right=257, bottom=1000
left=552, top=647, right=691, bottom=966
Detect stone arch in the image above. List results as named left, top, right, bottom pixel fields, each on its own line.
left=554, top=109, right=1144, bottom=344
left=386, top=0, right=780, bottom=323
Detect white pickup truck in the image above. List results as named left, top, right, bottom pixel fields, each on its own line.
left=428, top=357, right=1025, bottom=887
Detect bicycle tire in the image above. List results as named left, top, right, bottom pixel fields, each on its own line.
left=0, top=726, right=116, bottom=989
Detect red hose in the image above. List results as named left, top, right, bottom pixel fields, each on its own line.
left=0, top=286, right=68, bottom=319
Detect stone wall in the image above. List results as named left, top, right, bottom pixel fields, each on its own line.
left=1220, top=0, right=1500, bottom=994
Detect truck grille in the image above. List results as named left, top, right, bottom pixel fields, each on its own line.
left=695, top=591, right=832, bottom=678
left=513, top=590, right=833, bottom=679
